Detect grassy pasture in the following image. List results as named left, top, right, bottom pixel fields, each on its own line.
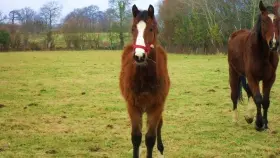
left=0, top=51, right=280, bottom=158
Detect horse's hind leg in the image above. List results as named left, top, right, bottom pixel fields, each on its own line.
left=157, top=117, right=164, bottom=156
left=128, top=105, right=143, bottom=158
left=146, top=106, right=163, bottom=158
left=229, top=66, right=239, bottom=123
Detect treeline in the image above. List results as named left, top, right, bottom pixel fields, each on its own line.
left=0, top=0, right=279, bottom=53
left=158, top=0, right=278, bottom=53
left=0, top=0, right=132, bottom=51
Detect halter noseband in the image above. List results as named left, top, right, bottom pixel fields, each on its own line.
left=133, top=44, right=154, bottom=54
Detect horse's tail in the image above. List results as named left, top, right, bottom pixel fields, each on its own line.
left=238, top=76, right=252, bottom=103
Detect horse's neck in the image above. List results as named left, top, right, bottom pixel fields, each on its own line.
left=250, top=31, right=270, bottom=59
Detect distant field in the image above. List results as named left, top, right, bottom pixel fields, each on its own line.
left=28, top=33, right=131, bottom=48
left=0, top=51, right=280, bottom=157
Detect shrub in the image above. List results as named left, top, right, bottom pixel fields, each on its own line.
left=29, top=41, right=42, bottom=51
left=0, top=30, right=10, bottom=51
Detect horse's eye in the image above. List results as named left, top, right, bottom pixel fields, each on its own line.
left=150, top=28, right=153, bottom=32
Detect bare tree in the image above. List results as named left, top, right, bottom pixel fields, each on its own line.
left=40, top=1, right=62, bottom=29
left=18, top=7, right=36, bottom=24
left=39, top=1, right=62, bottom=50
left=0, top=11, right=7, bottom=23
left=9, top=10, right=21, bottom=24
left=17, top=7, right=37, bottom=49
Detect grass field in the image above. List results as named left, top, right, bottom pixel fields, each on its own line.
left=0, top=51, right=280, bottom=158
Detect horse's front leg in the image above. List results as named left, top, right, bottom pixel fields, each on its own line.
left=247, top=75, right=263, bottom=131
left=146, top=106, right=163, bottom=158
left=262, top=74, right=276, bottom=129
left=128, top=104, right=143, bottom=158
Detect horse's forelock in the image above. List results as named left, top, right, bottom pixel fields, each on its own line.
left=134, top=10, right=157, bottom=26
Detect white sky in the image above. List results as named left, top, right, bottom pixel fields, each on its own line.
left=0, top=0, right=160, bottom=17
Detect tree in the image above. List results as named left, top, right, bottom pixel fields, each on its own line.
left=9, top=10, right=21, bottom=24
left=0, top=11, right=7, bottom=23
left=109, top=0, right=133, bottom=48
left=0, top=30, right=10, bottom=51
left=40, top=1, right=62, bottom=29
left=63, top=5, right=102, bottom=49
left=15, top=7, right=37, bottom=49
left=40, top=1, right=62, bottom=50
left=18, top=7, right=36, bottom=24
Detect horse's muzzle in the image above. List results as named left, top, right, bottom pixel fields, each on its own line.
left=133, top=51, right=147, bottom=65
left=269, top=40, right=279, bottom=52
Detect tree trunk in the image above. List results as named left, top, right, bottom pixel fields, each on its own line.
left=118, top=1, right=125, bottom=49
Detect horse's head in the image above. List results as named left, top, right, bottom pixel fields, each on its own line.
left=131, top=4, right=158, bottom=65
left=259, top=1, right=280, bottom=51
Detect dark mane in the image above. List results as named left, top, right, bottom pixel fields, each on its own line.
left=255, top=6, right=274, bottom=40
left=136, top=10, right=149, bottom=21
left=256, top=14, right=262, bottom=39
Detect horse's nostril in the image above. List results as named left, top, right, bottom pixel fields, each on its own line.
left=142, top=53, right=146, bottom=59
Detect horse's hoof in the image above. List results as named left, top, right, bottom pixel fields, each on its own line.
left=255, top=125, right=264, bottom=131
left=255, top=122, right=265, bottom=131
left=244, top=115, right=253, bottom=124
left=263, top=124, right=269, bottom=130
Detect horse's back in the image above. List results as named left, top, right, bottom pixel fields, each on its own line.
left=228, top=29, right=251, bottom=75
left=228, top=29, right=250, bottom=54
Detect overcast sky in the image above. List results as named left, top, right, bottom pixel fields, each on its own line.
left=0, top=0, right=160, bottom=17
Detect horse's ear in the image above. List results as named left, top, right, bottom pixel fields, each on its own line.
left=148, top=5, right=154, bottom=18
left=132, top=4, right=139, bottom=18
left=259, top=1, right=266, bottom=12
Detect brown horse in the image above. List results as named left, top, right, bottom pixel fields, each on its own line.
left=119, top=4, right=170, bottom=158
left=228, top=1, right=279, bottom=131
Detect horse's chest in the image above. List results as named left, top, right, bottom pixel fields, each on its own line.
left=132, top=76, right=159, bottom=94
left=249, top=61, right=274, bottom=80
left=132, top=77, right=160, bottom=112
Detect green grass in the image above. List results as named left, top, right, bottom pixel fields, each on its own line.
left=0, top=51, right=280, bottom=158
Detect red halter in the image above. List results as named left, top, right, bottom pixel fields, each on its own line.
left=133, top=44, right=154, bottom=54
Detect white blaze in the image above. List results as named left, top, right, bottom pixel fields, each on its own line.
left=135, top=20, right=146, bottom=59
left=268, top=14, right=277, bottom=46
